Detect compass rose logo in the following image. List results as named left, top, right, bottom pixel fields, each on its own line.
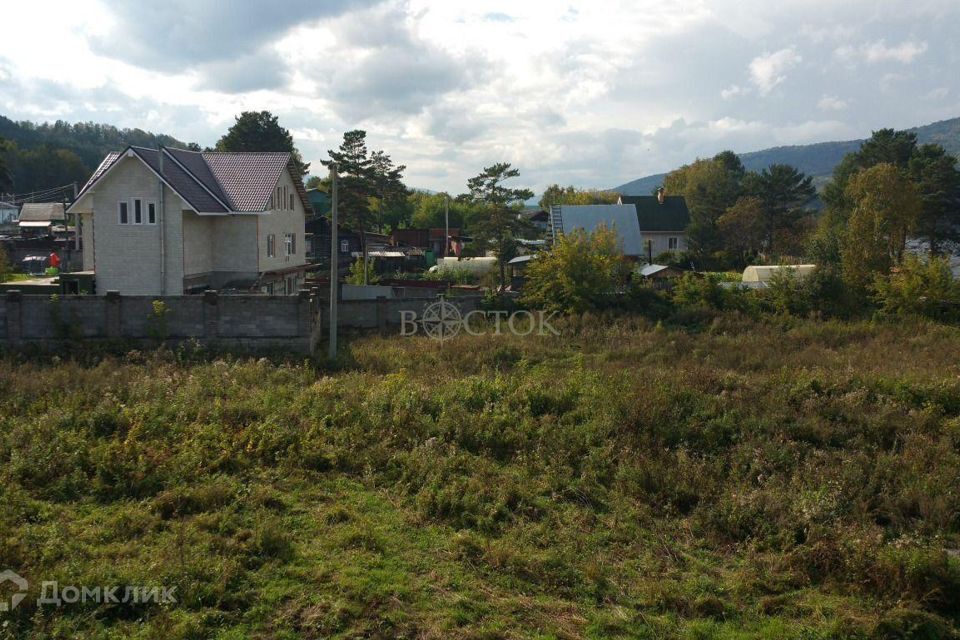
left=420, top=299, right=463, bottom=342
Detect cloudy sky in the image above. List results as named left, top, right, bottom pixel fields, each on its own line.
left=1, top=0, right=958, bottom=193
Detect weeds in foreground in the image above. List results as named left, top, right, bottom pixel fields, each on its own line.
left=1, top=316, right=959, bottom=638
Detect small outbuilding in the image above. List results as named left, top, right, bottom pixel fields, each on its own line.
left=742, top=264, right=816, bottom=284
left=18, top=203, right=66, bottom=235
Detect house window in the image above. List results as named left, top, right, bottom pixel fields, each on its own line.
left=268, top=195, right=273, bottom=210
left=147, top=202, right=157, bottom=224
left=290, top=193, right=295, bottom=210
left=118, top=201, right=129, bottom=224
left=668, top=237, right=679, bottom=250
left=285, top=233, right=294, bottom=256
left=267, top=233, right=276, bottom=258
left=133, top=199, right=143, bottom=224
left=340, top=239, right=349, bottom=254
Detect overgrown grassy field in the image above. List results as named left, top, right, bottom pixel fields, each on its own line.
left=2, top=315, right=960, bottom=639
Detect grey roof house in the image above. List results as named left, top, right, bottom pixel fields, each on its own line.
left=549, top=204, right=645, bottom=257
left=18, top=202, right=66, bottom=233
left=618, top=189, right=690, bottom=257
left=68, top=146, right=312, bottom=295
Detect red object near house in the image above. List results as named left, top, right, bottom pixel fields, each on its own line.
left=49, top=252, right=61, bottom=269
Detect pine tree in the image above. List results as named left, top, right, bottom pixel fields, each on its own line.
left=215, top=111, right=309, bottom=175
left=466, top=163, right=534, bottom=288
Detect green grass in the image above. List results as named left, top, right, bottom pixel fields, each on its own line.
left=1, top=272, right=34, bottom=282
left=2, top=314, right=960, bottom=638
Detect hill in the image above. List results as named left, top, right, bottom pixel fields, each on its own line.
left=615, top=116, right=960, bottom=195
left=0, top=115, right=197, bottom=197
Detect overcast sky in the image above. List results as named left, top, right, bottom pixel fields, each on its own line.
left=1, top=0, right=958, bottom=193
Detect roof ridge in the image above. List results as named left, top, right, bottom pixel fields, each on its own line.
left=201, top=150, right=292, bottom=156
left=161, top=147, right=235, bottom=211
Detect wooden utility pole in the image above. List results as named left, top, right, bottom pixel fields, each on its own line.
left=328, top=163, right=339, bottom=360
left=444, top=196, right=449, bottom=258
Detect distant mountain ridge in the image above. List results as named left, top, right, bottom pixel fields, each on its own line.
left=614, top=116, right=960, bottom=196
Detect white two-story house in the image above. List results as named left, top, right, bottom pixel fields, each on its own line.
left=67, top=145, right=311, bottom=295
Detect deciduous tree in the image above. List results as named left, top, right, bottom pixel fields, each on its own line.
left=841, top=163, right=920, bottom=289
left=522, top=225, right=630, bottom=313
left=664, top=151, right=744, bottom=258
left=538, top=184, right=619, bottom=210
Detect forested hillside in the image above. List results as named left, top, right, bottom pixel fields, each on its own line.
left=0, top=116, right=197, bottom=197
left=616, top=116, right=960, bottom=195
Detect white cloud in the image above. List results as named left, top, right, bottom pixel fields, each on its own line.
left=720, top=84, right=746, bottom=99
left=748, top=47, right=802, bottom=96
left=817, top=95, right=848, bottom=111
left=923, top=86, right=950, bottom=101
left=835, top=39, right=928, bottom=66
left=0, top=0, right=958, bottom=193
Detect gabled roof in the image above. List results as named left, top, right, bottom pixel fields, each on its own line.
left=70, top=146, right=310, bottom=215
left=18, top=203, right=65, bottom=222
left=619, top=195, right=690, bottom=232
left=556, top=204, right=644, bottom=256
left=202, top=152, right=293, bottom=212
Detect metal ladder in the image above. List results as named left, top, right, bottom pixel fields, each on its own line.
left=549, top=205, right=563, bottom=244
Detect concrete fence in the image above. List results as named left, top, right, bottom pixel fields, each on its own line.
left=0, top=289, right=481, bottom=355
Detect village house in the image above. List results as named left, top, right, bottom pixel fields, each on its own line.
left=17, top=202, right=66, bottom=237
left=0, top=200, right=19, bottom=232
left=67, top=146, right=311, bottom=295
left=549, top=203, right=645, bottom=258
left=618, top=188, right=690, bottom=258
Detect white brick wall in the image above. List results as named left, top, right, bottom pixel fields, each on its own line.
left=80, top=212, right=94, bottom=270
left=643, top=231, right=688, bottom=258
left=73, top=154, right=307, bottom=295
left=182, top=212, right=214, bottom=277
left=83, top=156, right=186, bottom=295
left=256, top=168, right=307, bottom=289
left=213, top=215, right=258, bottom=273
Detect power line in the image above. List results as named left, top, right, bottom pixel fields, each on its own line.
left=5, top=182, right=76, bottom=204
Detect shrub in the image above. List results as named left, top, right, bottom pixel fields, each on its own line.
left=423, top=265, right=478, bottom=284
left=345, top=257, right=379, bottom=285
left=873, top=254, right=960, bottom=321
left=763, top=267, right=812, bottom=316
left=521, top=225, right=631, bottom=313
left=672, top=273, right=749, bottom=312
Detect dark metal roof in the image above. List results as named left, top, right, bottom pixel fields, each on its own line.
left=133, top=147, right=228, bottom=213
left=620, top=195, right=690, bottom=232
left=164, top=147, right=232, bottom=208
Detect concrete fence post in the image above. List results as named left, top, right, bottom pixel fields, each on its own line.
left=5, top=290, right=22, bottom=343
left=203, top=290, right=219, bottom=339
left=376, top=296, right=387, bottom=333
left=297, top=288, right=312, bottom=339
left=105, top=290, right=121, bottom=338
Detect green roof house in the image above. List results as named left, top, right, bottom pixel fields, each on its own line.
left=306, top=188, right=331, bottom=218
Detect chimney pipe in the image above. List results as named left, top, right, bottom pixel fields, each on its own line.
left=656, top=187, right=665, bottom=205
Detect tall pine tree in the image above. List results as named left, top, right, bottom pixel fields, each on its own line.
left=215, top=111, right=309, bottom=175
